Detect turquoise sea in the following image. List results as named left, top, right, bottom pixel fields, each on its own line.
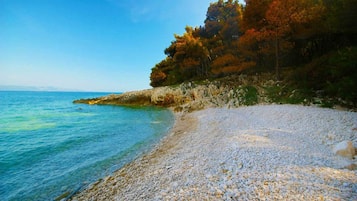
left=0, top=91, right=174, bottom=201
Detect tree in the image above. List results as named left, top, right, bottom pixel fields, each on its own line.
left=202, top=0, right=244, bottom=75
left=239, top=0, right=325, bottom=79
left=264, top=0, right=325, bottom=79
left=159, top=26, right=211, bottom=82
left=238, top=0, right=274, bottom=70
left=323, top=0, right=357, bottom=34
left=150, top=57, right=177, bottom=87
left=242, top=0, right=272, bottom=31
left=174, top=26, right=211, bottom=79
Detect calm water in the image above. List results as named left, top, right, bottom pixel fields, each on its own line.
left=0, top=91, right=174, bottom=201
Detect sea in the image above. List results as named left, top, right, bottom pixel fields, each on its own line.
left=0, top=91, right=175, bottom=201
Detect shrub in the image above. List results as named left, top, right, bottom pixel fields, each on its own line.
left=237, top=85, right=258, bottom=105
left=293, top=46, right=357, bottom=106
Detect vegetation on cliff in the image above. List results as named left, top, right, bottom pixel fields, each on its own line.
left=149, top=0, right=357, bottom=105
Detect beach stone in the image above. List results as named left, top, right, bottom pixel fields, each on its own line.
left=70, top=105, right=357, bottom=201
left=345, top=163, right=357, bottom=171
left=333, top=140, right=355, bottom=159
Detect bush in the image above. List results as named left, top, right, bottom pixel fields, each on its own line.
left=292, top=46, right=357, bottom=106
left=237, top=85, right=258, bottom=106
left=265, top=84, right=312, bottom=105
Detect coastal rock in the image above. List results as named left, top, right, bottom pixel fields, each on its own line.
left=73, top=89, right=153, bottom=106
left=345, top=163, right=357, bottom=170
left=73, top=73, right=356, bottom=112
left=333, top=140, right=355, bottom=159
left=151, top=87, right=183, bottom=106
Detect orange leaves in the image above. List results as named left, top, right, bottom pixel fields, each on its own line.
left=150, top=70, right=167, bottom=87
left=237, top=29, right=261, bottom=57
left=239, top=0, right=326, bottom=74
left=211, top=53, right=247, bottom=75
left=212, top=54, right=239, bottom=68
left=181, top=58, right=200, bottom=69
left=266, top=0, right=293, bottom=36
left=265, top=0, right=326, bottom=37
left=242, top=0, right=272, bottom=30
left=289, top=0, right=325, bottom=23
left=239, top=28, right=265, bottom=44
left=149, top=0, right=354, bottom=88
left=173, top=28, right=208, bottom=63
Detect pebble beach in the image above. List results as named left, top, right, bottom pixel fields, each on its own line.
left=71, top=104, right=357, bottom=201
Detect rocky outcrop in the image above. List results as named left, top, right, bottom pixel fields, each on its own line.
left=73, top=82, right=242, bottom=111
left=74, top=89, right=153, bottom=106
left=74, top=73, right=356, bottom=112
left=74, top=74, right=279, bottom=112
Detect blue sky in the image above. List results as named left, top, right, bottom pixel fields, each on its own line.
left=0, top=0, right=224, bottom=92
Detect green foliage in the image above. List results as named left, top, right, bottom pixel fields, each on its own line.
left=265, top=84, right=313, bottom=105
left=323, top=0, right=357, bottom=34
left=319, top=99, right=335, bottom=108
left=237, top=85, right=258, bottom=105
left=324, top=47, right=357, bottom=104
left=293, top=46, right=357, bottom=106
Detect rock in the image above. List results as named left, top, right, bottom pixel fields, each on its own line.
left=55, top=191, right=70, bottom=201
left=332, top=140, right=355, bottom=159
left=344, top=164, right=357, bottom=171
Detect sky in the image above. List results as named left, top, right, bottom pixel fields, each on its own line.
left=0, top=0, right=230, bottom=92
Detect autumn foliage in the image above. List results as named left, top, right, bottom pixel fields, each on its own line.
left=150, top=0, right=357, bottom=87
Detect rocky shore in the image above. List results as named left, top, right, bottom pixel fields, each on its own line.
left=77, top=75, right=277, bottom=112
left=74, top=76, right=262, bottom=112
left=70, top=105, right=357, bottom=200
left=74, top=74, right=355, bottom=113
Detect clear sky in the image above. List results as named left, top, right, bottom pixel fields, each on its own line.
left=0, top=0, right=220, bottom=92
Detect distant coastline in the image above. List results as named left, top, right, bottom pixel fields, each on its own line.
left=0, top=85, right=119, bottom=93
left=0, top=85, right=79, bottom=92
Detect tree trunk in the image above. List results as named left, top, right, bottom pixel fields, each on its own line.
left=275, top=34, right=280, bottom=80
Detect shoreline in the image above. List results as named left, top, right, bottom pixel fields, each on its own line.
left=70, top=104, right=357, bottom=200
left=70, top=109, right=196, bottom=200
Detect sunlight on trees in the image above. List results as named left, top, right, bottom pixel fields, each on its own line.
left=150, top=0, right=356, bottom=90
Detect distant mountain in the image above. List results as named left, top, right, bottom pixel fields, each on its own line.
left=0, top=85, right=77, bottom=92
